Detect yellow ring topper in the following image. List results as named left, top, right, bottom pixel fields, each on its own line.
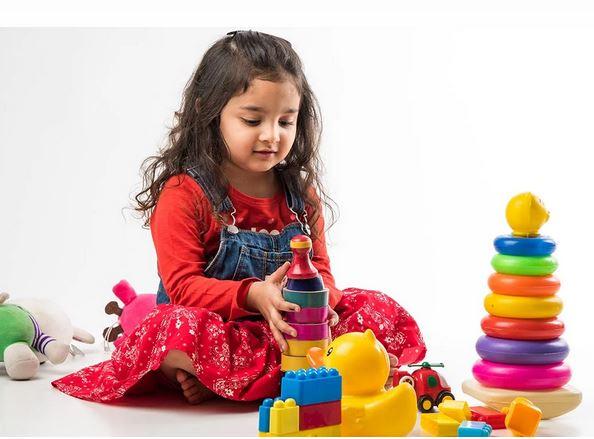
left=506, top=192, right=550, bottom=237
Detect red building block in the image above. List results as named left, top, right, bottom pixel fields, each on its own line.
left=470, top=406, right=506, bottom=429
left=299, top=400, right=341, bottom=430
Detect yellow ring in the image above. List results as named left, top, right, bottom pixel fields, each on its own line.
left=484, top=293, right=563, bottom=319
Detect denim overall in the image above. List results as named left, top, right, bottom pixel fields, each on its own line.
left=156, top=166, right=311, bottom=305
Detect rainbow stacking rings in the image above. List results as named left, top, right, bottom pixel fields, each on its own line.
left=476, top=336, right=569, bottom=364
left=491, top=254, right=558, bottom=276
left=285, top=306, right=329, bottom=324
left=283, top=289, right=328, bottom=308
left=480, top=316, right=565, bottom=340
left=493, top=235, right=556, bottom=257
left=484, top=293, right=563, bottom=319
left=472, top=360, right=571, bottom=390
left=487, top=273, right=560, bottom=297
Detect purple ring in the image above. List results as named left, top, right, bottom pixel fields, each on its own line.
left=286, top=322, right=329, bottom=340
left=285, top=306, right=329, bottom=324
left=476, top=335, right=569, bottom=364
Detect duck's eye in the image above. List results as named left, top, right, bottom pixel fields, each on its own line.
left=326, top=347, right=333, bottom=356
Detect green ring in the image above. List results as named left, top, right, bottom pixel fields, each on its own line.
left=491, top=253, right=558, bottom=276
left=282, top=288, right=329, bottom=308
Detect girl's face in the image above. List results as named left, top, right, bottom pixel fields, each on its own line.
left=219, top=78, right=300, bottom=176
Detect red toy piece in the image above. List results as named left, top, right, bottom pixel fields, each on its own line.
left=470, top=406, right=506, bottom=429
left=298, top=400, right=341, bottom=430
left=287, top=235, right=318, bottom=280
left=393, top=362, right=455, bottom=412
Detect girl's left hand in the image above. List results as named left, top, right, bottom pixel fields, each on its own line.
left=328, top=307, right=339, bottom=327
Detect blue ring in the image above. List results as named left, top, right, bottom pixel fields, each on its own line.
left=494, top=235, right=556, bottom=257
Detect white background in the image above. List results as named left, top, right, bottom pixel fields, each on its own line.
left=1, top=3, right=594, bottom=436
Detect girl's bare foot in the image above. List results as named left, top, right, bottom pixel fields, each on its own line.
left=175, top=369, right=216, bottom=405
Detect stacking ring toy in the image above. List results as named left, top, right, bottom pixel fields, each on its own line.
left=493, top=235, right=556, bottom=257
left=283, top=289, right=328, bottom=308
left=285, top=306, right=328, bottom=324
left=484, top=293, right=563, bottom=319
left=481, top=315, right=565, bottom=340
left=488, top=273, right=560, bottom=297
left=491, top=254, right=558, bottom=276
left=285, top=322, right=329, bottom=340
left=476, top=335, right=569, bottom=364
left=472, top=360, right=571, bottom=390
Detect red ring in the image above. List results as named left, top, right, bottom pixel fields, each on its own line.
left=481, top=315, right=565, bottom=340
left=488, top=273, right=560, bottom=297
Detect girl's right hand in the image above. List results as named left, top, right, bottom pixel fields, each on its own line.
left=246, top=261, right=300, bottom=353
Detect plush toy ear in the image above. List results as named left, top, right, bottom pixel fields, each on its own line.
left=102, top=324, right=123, bottom=342
left=105, top=301, right=123, bottom=316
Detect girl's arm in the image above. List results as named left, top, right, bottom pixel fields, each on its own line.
left=150, top=175, right=259, bottom=321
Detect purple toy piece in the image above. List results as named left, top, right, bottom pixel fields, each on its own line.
left=286, top=322, right=329, bottom=340
left=476, top=335, right=569, bottom=364
left=285, top=306, right=329, bottom=324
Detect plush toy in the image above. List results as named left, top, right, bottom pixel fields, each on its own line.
left=0, top=292, right=95, bottom=380
left=103, top=280, right=156, bottom=347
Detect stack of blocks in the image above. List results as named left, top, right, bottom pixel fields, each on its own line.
left=258, top=367, right=342, bottom=437
left=281, top=235, right=330, bottom=372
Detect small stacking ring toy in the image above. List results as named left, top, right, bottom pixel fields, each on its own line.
left=493, top=235, right=556, bottom=257
left=488, top=273, right=560, bottom=297
left=285, top=306, right=329, bottom=324
left=476, top=335, right=569, bottom=364
left=283, top=289, right=328, bottom=308
left=484, top=293, right=563, bottom=319
left=491, top=254, right=558, bottom=276
left=481, top=315, right=565, bottom=340
left=472, top=359, right=571, bottom=390
left=285, top=322, right=329, bottom=340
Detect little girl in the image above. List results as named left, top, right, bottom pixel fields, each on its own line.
left=52, top=30, right=426, bottom=404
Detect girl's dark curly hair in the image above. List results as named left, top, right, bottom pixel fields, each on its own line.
left=134, top=30, right=336, bottom=238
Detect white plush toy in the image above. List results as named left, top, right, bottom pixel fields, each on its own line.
left=0, top=292, right=95, bottom=380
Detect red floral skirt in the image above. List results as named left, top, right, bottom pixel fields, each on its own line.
left=52, top=288, right=426, bottom=402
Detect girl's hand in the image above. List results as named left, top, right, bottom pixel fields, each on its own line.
left=246, top=261, right=300, bottom=353
left=328, top=307, right=339, bottom=327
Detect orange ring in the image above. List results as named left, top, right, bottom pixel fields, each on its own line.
left=481, top=315, right=565, bottom=340
left=488, top=273, right=560, bottom=297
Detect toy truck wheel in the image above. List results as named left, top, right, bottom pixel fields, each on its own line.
left=436, top=391, right=455, bottom=405
left=418, top=395, right=435, bottom=413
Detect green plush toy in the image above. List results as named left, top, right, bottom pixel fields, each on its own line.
left=0, top=292, right=70, bottom=380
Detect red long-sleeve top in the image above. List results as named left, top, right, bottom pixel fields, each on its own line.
left=150, top=174, right=342, bottom=321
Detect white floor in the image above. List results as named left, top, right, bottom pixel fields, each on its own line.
left=0, top=344, right=591, bottom=437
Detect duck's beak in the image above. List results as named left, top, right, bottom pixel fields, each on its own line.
left=306, top=347, right=325, bottom=368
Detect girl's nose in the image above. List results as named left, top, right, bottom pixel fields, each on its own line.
left=258, top=121, right=281, bottom=145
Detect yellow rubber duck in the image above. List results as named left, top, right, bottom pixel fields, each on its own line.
left=307, top=329, right=418, bottom=436
left=506, top=192, right=550, bottom=237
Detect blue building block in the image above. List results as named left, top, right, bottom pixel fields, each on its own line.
left=258, top=398, right=274, bottom=433
left=280, top=367, right=341, bottom=406
left=458, top=420, right=492, bottom=437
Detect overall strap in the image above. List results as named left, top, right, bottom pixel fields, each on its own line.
left=279, top=172, right=311, bottom=236
left=186, top=166, right=235, bottom=214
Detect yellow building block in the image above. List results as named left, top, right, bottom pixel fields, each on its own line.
left=280, top=354, right=311, bottom=371
left=286, top=339, right=328, bottom=357
left=420, top=413, right=460, bottom=437
left=269, top=399, right=299, bottom=435
left=438, top=400, right=472, bottom=423
left=503, top=397, right=542, bottom=437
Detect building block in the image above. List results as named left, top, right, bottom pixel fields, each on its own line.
left=439, top=400, right=472, bottom=422
left=458, top=420, right=492, bottom=437
left=299, top=400, right=341, bottom=430
left=470, top=406, right=506, bottom=429
left=286, top=338, right=328, bottom=357
left=259, top=424, right=341, bottom=437
left=421, top=413, right=460, bottom=437
left=280, top=354, right=311, bottom=372
left=269, top=399, right=299, bottom=435
left=502, top=397, right=542, bottom=436
left=281, top=367, right=341, bottom=406
left=258, top=398, right=274, bottom=433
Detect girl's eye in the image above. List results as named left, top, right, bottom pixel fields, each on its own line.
left=243, top=119, right=260, bottom=126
